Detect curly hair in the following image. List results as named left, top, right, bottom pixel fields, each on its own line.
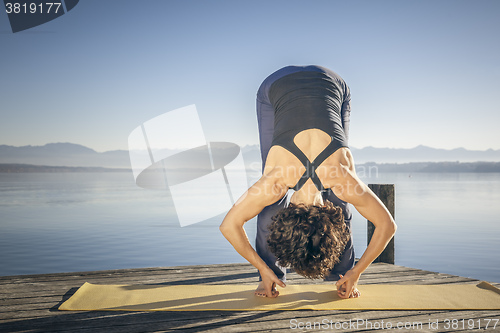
left=267, top=201, right=350, bottom=279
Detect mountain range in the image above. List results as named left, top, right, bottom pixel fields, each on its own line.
left=1, top=143, right=499, bottom=169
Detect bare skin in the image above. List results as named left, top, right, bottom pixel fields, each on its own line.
left=219, top=129, right=396, bottom=299
left=255, top=280, right=278, bottom=298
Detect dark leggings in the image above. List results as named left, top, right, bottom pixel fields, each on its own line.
left=255, top=66, right=355, bottom=282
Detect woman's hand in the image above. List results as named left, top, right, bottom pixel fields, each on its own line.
left=255, top=268, right=286, bottom=298
left=336, top=269, right=361, bottom=298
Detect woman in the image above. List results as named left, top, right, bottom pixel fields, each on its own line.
left=219, top=65, right=396, bottom=299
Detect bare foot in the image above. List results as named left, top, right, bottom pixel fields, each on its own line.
left=255, top=281, right=279, bottom=297
left=337, top=283, right=361, bottom=298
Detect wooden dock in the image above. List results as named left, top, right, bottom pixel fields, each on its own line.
left=1, top=263, right=499, bottom=332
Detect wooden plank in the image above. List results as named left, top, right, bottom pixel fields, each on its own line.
left=0, top=263, right=498, bottom=333
left=0, top=263, right=487, bottom=303
left=0, top=263, right=254, bottom=285
left=172, top=310, right=500, bottom=333
left=3, top=309, right=499, bottom=333
left=367, top=184, right=395, bottom=264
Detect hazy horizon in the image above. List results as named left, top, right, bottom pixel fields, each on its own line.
left=2, top=141, right=500, bottom=171
left=1, top=141, right=500, bottom=154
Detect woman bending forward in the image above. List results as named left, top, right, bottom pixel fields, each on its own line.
left=219, top=65, right=396, bottom=299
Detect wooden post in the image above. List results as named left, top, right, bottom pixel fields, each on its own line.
left=367, top=184, right=395, bottom=264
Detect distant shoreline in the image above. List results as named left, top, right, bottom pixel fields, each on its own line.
left=0, top=164, right=130, bottom=173
left=1, top=162, right=500, bottom=173
left=357, top=161, right=500, bottom=173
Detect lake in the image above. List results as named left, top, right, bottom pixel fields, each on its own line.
left=0, top=170, right=499, bottom=283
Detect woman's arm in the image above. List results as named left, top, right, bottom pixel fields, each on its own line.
left=219, top=173, right=287, bottom=297
left=332, top=157, right=397, bottom=298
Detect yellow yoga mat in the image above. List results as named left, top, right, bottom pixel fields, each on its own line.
left=59, top=282, right=500, bottom=311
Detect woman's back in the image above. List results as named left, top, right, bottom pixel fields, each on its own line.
left=257, top=65, right=352, bottom=192
left=263, top=130, right=353, bottom=191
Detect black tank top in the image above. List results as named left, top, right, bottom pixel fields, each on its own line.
left=268, top=70, right=349, bottom=191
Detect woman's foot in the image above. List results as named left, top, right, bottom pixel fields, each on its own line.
left=337, top=280, right=361, bottom=298
left=255, top=281, right=279, bottom=297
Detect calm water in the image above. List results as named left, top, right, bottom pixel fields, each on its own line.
left=1, top=171, right=499, bottom=283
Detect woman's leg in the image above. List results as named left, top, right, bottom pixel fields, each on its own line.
left=255, top=95, right=287, bottom=281
left=324, top=85, right=355, bottom=281
left=256, top=97, right=275, bottom=171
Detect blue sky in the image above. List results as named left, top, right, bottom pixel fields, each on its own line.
left=1, top=0, right=499, bottom=151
